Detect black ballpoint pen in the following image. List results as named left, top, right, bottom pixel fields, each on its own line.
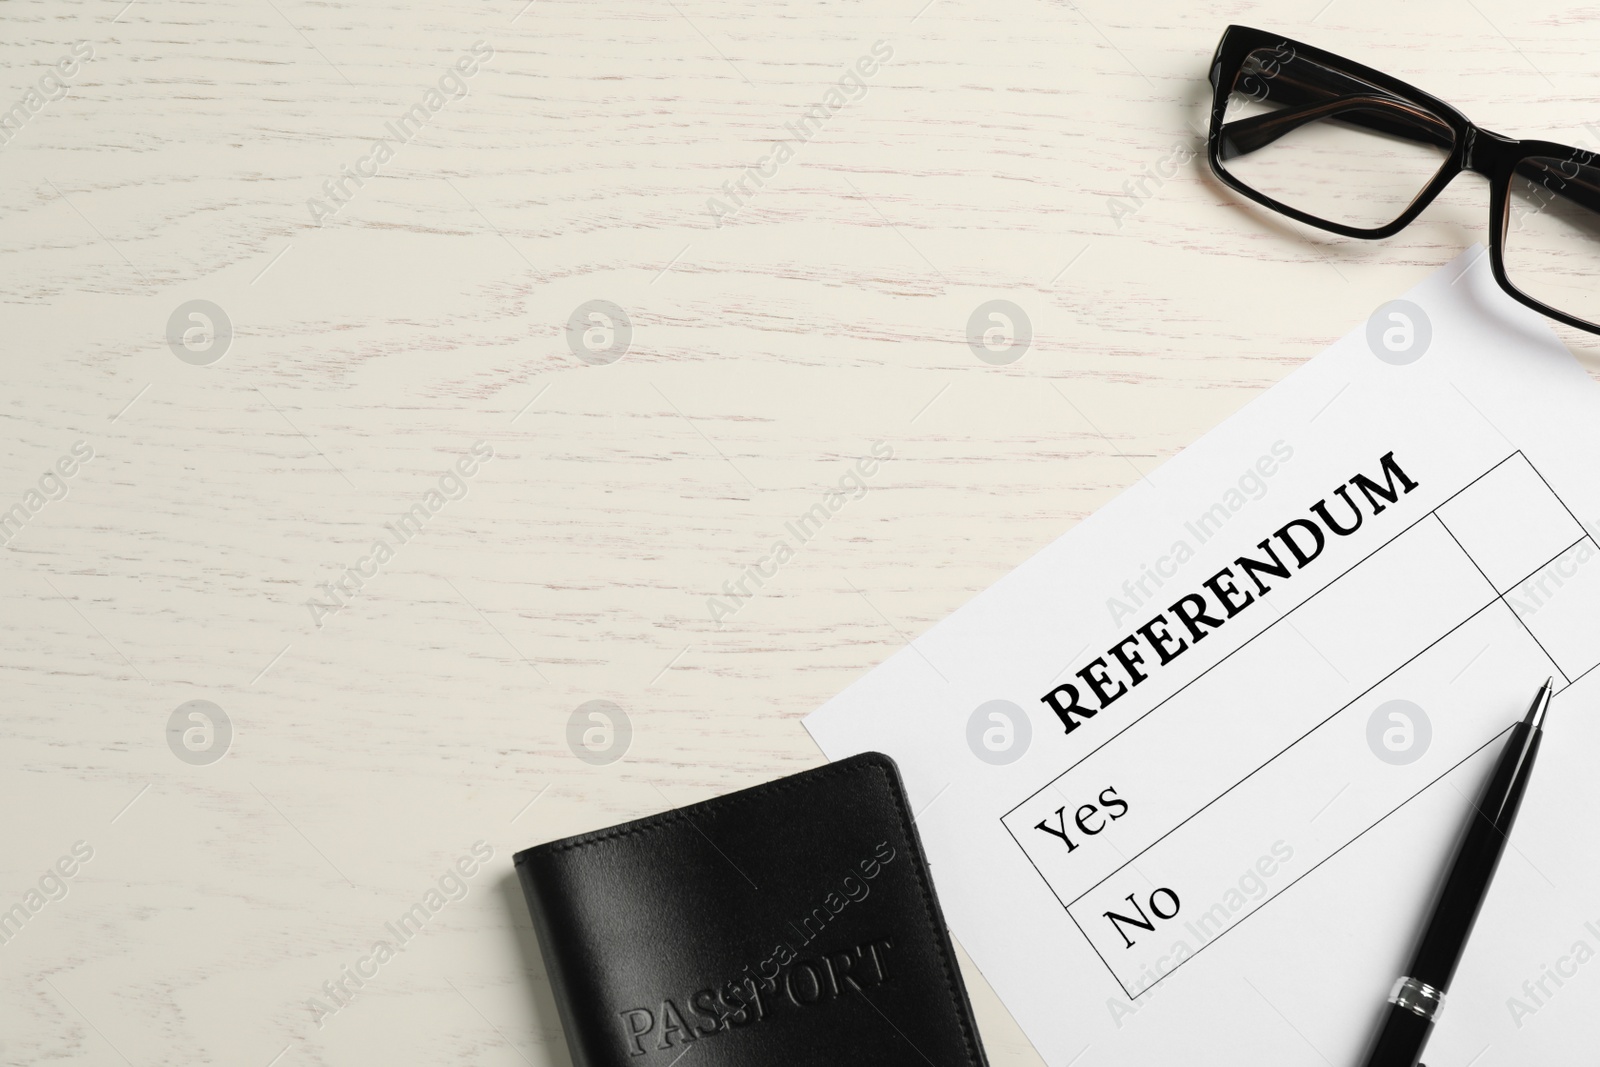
left=1358, top=677, right=1554, bottom=1067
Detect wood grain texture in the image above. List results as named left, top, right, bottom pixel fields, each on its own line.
left=4, top=1, right=1600, bottom=1064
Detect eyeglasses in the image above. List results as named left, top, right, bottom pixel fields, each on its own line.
left=1206, top=25, right=1600, bottom=335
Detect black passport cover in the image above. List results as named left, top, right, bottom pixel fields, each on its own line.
left=514, top=752, right=990, bottom=1067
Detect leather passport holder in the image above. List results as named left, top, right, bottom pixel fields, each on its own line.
left=514, top=751, right=990, bottom=1067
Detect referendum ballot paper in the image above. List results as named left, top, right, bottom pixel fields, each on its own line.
left=806, top=248, right=1600, bottom=1066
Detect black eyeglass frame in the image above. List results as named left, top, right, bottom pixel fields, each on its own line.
left=1206, top=24, right=1600, bottom=335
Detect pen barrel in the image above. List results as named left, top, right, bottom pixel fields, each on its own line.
left=1360, top=721, right=1542, bottom=1067
left=1360, top=1003, right=1434, bottom=1067
left=1406, top=722, right=1541, bottom=990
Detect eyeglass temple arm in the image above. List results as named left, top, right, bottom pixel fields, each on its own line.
left=1219, top=55, right=1600, bottom=217
left=1220, top=97, right=1600, bottom=218
left=1512, top=156, right=1600, bottom=220
left=1217, top=52, right=1458, bottom=156
left=1217, top=95, right=1453, bottom=161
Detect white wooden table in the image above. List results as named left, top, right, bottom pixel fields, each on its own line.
left=4, top=2, right=1599, bottom=1064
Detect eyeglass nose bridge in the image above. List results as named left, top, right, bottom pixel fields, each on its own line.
left=1463, top=126, right=1521, bottom=178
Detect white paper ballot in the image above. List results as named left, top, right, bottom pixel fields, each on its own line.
left=805, top=249, right=1600, bottom=1067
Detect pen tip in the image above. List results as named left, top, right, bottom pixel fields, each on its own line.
left=1527, top=678, right=1555, bottom=728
